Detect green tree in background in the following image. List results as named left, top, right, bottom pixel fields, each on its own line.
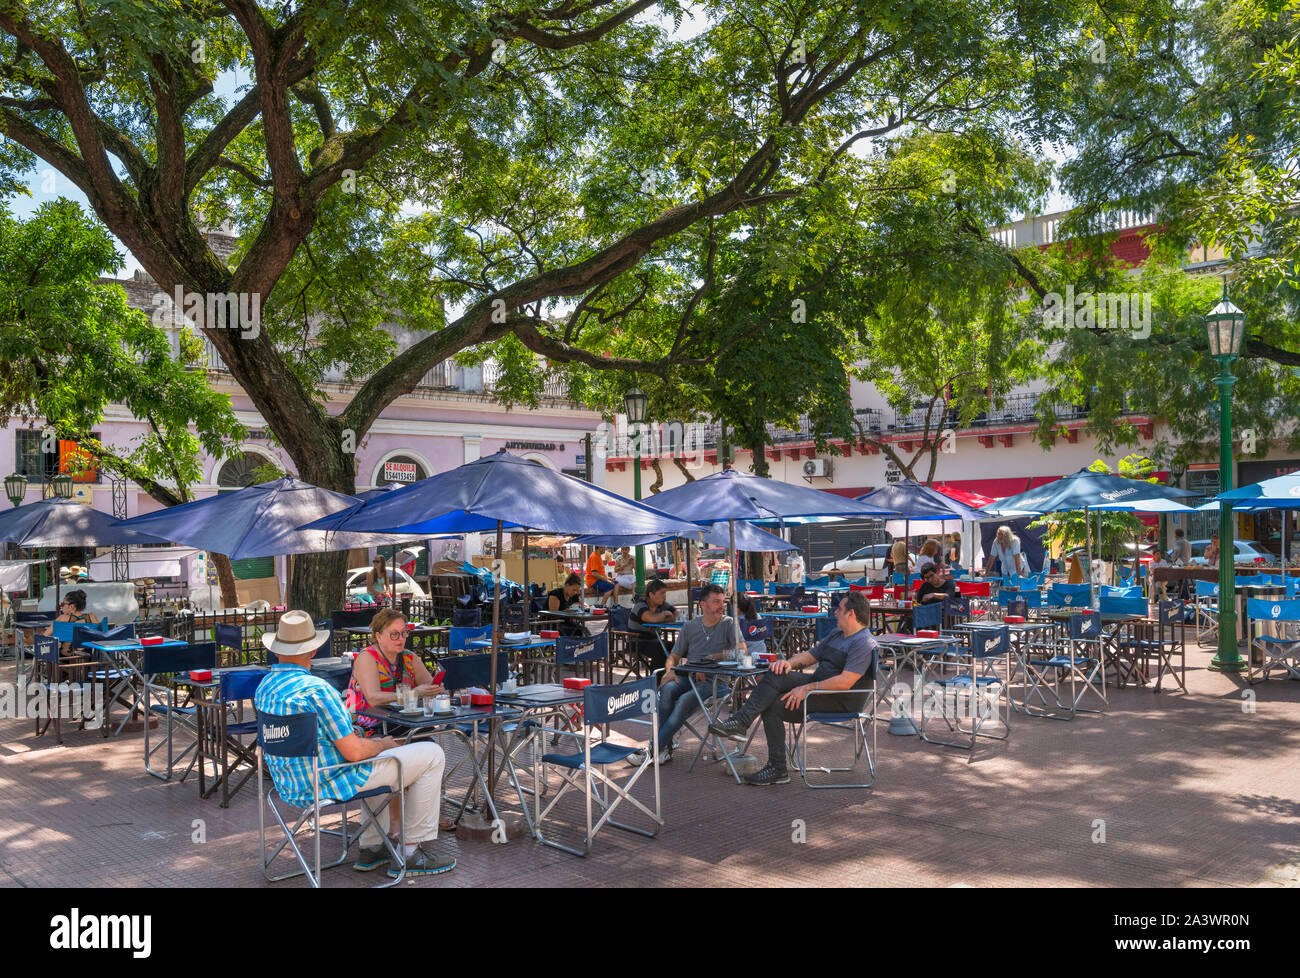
left=0, top=199, right=247, bottom=604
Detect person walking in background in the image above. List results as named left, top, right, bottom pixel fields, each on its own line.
left=884, top=539, right=912, bottom=580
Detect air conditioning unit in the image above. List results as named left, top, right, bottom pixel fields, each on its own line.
left=803, top=458, right=831, bottom=478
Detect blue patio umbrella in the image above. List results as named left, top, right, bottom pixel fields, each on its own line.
left=0, top=497, right=170, bottom=606
left=305, top=452, right=701, bottom=538
left=112, top=478, right=419, bottom=560
left=1215, top=472, right=1300, bottom=581
left=619, top=469, right=896, bottom=634
left=1216, top=472, right=1300, bottom=508
left=855, top=478, right=993, bottom=575
left=646, top=468, right=897, bottom=523
left=981, top=468, right=1199, bottom=584
left=0, top=497, right=169, bottom=548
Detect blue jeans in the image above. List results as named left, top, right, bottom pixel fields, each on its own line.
left=657, top=673, right=728, bottom=746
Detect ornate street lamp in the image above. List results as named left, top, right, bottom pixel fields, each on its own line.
left=50, top=472, right=75, bottom=499
left=1204, top=284, right=1247, bottom=672
left=4, top=473, right=27, bottom=507
left=623, top=387, right=649, bottom=596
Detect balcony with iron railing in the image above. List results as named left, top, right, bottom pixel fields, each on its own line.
left=604, top=394, right=1145, bottom=457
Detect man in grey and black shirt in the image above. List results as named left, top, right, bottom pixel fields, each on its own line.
left=630, top=582, right=734, bottom=766
left=710, top=591, right=876, bottom=785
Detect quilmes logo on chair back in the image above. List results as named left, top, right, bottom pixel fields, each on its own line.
left=256, top=711, right=318, bottom=758
left=557, top=632, right=608, bottom=664
left=584, top=676, right=657, bottom=725
left=1070, top=613, right=1101, bottom=639
left=1271, top=603, right=1282, bottom=619
left=971, top=626, right=1009, bottom=657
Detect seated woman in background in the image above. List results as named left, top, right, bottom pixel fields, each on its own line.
left=611, top=547, right=636, bottom=605
left=365, top=556, right=390, bottom=605
left=547, top=572, right=587, bottom=637
left=44, top=589, right=96, bottom=652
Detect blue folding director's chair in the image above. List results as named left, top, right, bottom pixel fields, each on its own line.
left=255, top=711, right=405, bottom=887
left=531, top=676, right=663, bottom=857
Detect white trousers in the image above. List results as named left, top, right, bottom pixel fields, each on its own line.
left=355, top=742, right=445, bottom=847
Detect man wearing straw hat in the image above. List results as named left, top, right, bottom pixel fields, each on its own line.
left=254, top=611, right=454, bottom=878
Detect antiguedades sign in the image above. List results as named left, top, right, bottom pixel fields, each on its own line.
left=504, top=441, right=560, bottom=452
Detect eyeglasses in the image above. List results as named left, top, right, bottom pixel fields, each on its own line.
left=381, top=630, right=407, bottom=639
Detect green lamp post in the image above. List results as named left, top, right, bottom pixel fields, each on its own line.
left=4, top=473, right=26, bottom=507
left=624, top=386, right=649, bottom=598
left=1205, top=285, right=1247, bottom=672
left=50, top=472, right=75, bottom=499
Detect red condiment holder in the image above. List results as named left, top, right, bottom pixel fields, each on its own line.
left=563, top=677, right=593, bottom=690
left=1004, top=615, right=1026, bottom=623
left=189, top=669, right=212, bottom=682
left=141, top=635, right=165, bottom=646
left=539, top=629, right=559, bottom=639
left=800, top=605, right=819, bottom=613
left=469, top=693, right=494, bottom=707
left=916, top=630, right=940, bottom=639
left=593, top=608, right=606, bottom=615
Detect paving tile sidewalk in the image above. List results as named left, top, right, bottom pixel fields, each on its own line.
left=1, top=641, right=1297, bottom=888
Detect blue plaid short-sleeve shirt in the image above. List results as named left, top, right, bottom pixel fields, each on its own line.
left=254, top=664, right=372, bottom=808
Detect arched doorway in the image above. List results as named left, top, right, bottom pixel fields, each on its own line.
left=216, top=450, right=276, bottom=489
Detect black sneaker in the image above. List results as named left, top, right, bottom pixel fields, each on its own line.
left=708, top=716, right=750, bottom=741
left=743, top=764, right=790, bottom=786
left=354, top=846, right=389, bottom=872
left=389, top=846, right=456, bottom=878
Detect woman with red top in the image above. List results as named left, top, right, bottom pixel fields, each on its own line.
left=348, top=608, right=444, bottom=737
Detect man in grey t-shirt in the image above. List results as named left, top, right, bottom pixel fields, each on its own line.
left=631, top=583, right=735, bottom=766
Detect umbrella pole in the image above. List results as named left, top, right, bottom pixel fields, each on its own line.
left=729, top=519, right=741, bottom=650
left=1085, top=506, right=1092, bottom=596
left=523, top=530, right=529, bottom=634
left=487, top=520, right=503, bottom=801
left=686, top=541, right=693, bottom=618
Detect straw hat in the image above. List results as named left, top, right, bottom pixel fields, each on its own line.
left=261, top=610, right=331, bottom=657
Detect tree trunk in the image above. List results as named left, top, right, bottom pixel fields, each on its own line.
left=289, top=549, right=350, bottom=620
left=284, top=441, right=359, bottom=619
left=210, top=552, right=239, bottom=608
left=748, top=435, right=770, bottom=477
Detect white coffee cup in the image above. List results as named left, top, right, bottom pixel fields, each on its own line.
left=741, top=655, right=753, bottom=669
left=434, top=695, right=451, bottom=712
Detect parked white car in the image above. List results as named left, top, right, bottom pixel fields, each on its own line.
left=346, top=566, right=427, bottom=599
left=1187, top=539, right=1272, bottom=567
left=819, top=543, right=894, bottom=581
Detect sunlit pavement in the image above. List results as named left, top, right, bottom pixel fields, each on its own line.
left=2, top=643, right=1297, bottom=889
